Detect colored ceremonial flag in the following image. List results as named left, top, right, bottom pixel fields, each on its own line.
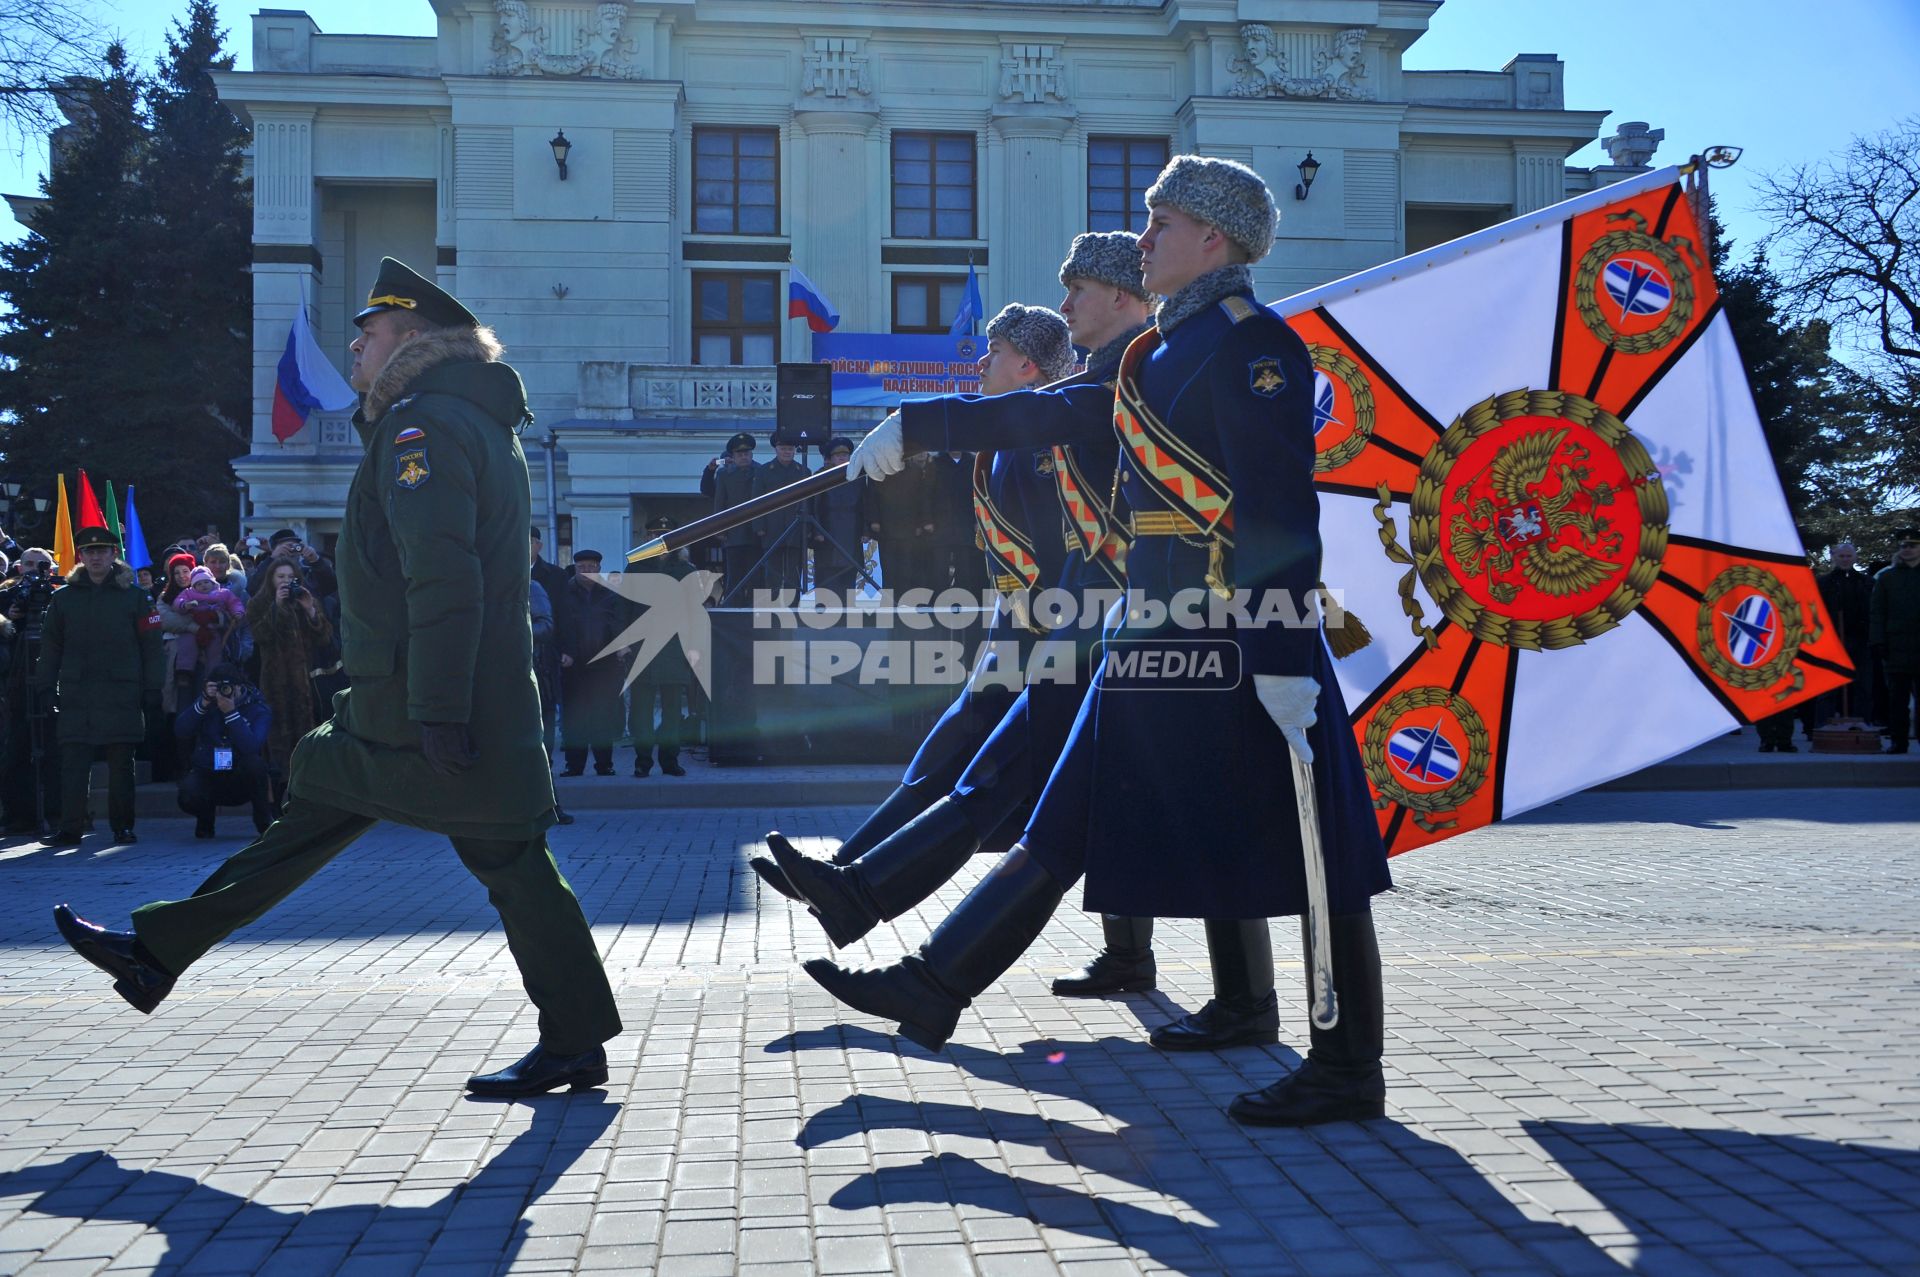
left=101, top=479, right=122, bottom=542
left=272, top=301, right=357, bottom=442
left=1271, top=165, right=1852, bottom=857
left=787, top=266, right=840, bottom=334
left=51, top=474, right=74, bottom=572
left=76, top=468, right=106, bottom=529
left=949, top=263, right=984, bottom=336
left=122, top=485, right=151, bottom=571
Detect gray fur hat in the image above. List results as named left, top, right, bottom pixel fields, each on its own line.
left=1144, top=154, right=1278, bottom=264
left=985, top=303, right=1076, bottom=382
left=1058, top=231, right=1148, bottom=300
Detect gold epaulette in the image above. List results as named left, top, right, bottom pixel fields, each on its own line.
left=1219, top=295, right=1259, bottom=324
left=994, top=573, right=1024, bottom=594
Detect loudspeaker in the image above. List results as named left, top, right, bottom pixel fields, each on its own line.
left=775, top=362, right=834, bottom=447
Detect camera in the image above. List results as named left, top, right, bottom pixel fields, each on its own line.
left=286, top=581, right=308, bottom=600
left=13, top=561, right=60, bottom=641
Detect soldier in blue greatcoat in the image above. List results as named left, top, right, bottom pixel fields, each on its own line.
left=805, top=157, right=1394, bottom=1126
left=747, top=305, right=1075, bottom=880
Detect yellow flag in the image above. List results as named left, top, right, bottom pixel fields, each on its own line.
left=52, top=474, right=75, bottom=573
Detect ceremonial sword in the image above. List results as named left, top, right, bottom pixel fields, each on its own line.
left=1290, top=745, right=1340, bottom=1031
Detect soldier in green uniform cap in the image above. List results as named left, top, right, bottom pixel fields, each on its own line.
left=33, top=524, right=165, bottom=849
left=53, top=258, right=623, bottom=1097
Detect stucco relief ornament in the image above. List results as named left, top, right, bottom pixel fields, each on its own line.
left=490, top=0, right=640, bottom=77
left=803, top=38, right=873, bottom=99
left=1228, top=25, right=1373, bottom=101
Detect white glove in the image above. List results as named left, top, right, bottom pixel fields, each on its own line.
left=1254, top=673, right=1319, bottom=765
left=848, top=412, right=906, bottom=481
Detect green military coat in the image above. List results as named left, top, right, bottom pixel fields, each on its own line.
left=289, top=332, right=556, bottom=840
left=32, top=563, right=165, bottom=745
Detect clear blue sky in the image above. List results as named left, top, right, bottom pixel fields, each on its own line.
left=4, top=0, right=1918, bottom=260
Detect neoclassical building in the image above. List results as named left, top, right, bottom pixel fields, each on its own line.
left=222, top=0, right=1658, bottom=559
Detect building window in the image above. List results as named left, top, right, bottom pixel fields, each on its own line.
left=892, top=274, right=968, bottom=335
left=693, top=271, right=780, bottom=365
left=693, top=127, right=779, bottom=235
left=1404, top=205, right=1509, bottom=255
left=1088, top=136, right=1169, bottom=233
left=892, top=131, right=976, bottom=239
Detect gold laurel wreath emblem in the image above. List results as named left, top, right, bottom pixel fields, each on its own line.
left=1573, top=223, right=1697, bottom=355
left=1382, top=388, right=1670, bottom=652
left=1362, top=687, right=1491, bottom=833
left=1696, top=565, right=1809, bottom=700
left=1308, top=345, right=1377, bottom=473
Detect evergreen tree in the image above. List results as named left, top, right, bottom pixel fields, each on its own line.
left=0, top=5, right=252, bottom=560
left=0, top=42, right=158, bottom=545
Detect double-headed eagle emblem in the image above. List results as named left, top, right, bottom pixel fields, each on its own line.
left=1446, top=427, right=1626, bottom=603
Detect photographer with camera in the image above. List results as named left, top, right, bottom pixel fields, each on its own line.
left=31, top=527, right=165, bottom=848
left=247, top=529, right=338, bottom=603
left=245, top=559, right=333, bottom=807
left=174, top=662, right=273, bottom=838
left=1, top=547, right=64, bottom=834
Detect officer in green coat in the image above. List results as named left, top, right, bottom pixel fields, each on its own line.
left=628, top=515, right=697, bottom=777
left=33, top=525, right=165, bottom=848
left=53, top=260, right=622, bottom=1097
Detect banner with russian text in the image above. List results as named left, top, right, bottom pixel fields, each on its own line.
left=811, top=332, right=985, bottom=408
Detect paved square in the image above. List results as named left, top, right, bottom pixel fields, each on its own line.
left=0, top=785, right=1915, bottom=1274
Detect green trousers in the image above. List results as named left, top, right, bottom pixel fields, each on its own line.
left=131, top=795, right=622, bottom=1054
left=58, top=742, right=134, bottom=837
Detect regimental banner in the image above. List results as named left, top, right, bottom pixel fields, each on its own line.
left=1273, top=167, right=1853, bottom=856
left=811, top=332, right=984, bottom=407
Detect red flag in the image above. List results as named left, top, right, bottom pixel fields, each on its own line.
left=76, top=469, right=107, bottom=530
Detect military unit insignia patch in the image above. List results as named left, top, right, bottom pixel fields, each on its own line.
left=394, top=426, right=426, bottom=445
left=395, top=449, right=431, bottom=489
left=1248, top=357, right=1286, bottom=398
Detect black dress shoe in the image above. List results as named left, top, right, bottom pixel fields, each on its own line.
left=194, top=818, right=216, bottom=839
left=595, top=767, right=615, bottom=777
left=660, top=760, right=686, bottom=777
left=112, top=829, right=137, bottom=845
left=1054, top=949, right=1157, bottom=996
left=554, top=806, right=576, bottom=826
left=39, top=831, right=81, bottom=849
left=466, top=1044, right=609, bottom=1097
left=1150, top=993, right=1281, bottom=1051
left=559, top=768, right=585, bottom=777
left=1228, top=1058, right=1386, bottom=1126
left=633, top=764, right=652, bottom=778
left=53, top=904, right=175, bottom=1014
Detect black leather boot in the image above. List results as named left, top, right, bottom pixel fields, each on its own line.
left=1149, top=918, right=1279, bottom=1050
left=53, top=904, right=176, bottom=1014
left=749, top=783, right=937, bottom=901
left=767, top=798, right=984, bottom=947
left=804, top=845, right=1067, bottom=1051
left=1229, top=911, right=1386, bottom=1126
left=466, top=1044, right=609, bottom=1097
left=1053, top=915, right=1156, bottom=996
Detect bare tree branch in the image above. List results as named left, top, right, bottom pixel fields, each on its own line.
left=0, top=0, right=106, bottom=146
left=1760, top=118, right=1920, bottom=366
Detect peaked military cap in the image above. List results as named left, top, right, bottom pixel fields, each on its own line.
left=74, top=525, right=120, bottom=550
left=826, top=436, right=855, bottom=455
left=725, top=432, right=756, bottom=453
left=354, top=257, right=480, bottom=329
left=646, top=515, right=675, bottom=532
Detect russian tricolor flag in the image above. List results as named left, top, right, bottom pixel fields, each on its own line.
left=272, top=303, right=357, bottom=442
left=788, top=266, right=840, bottom=334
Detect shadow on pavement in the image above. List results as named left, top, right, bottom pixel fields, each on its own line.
left=1503, top=788, right=1918, bottom=827
left=0, top=1092, right=617, bottom=1274
left=772, top=1026, right=1626, bottom=1272
left=1524, top=1119, right=1920, bottom=1272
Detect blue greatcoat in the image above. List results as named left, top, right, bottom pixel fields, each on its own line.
left=904, top=293, right=1390, bottom=919
left=895, top=415, right=1066, bottom=798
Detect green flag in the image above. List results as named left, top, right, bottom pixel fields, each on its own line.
left=103, top=479, right=123, bottom=542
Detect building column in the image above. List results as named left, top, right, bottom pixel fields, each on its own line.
left=790, top=109, right=881, bottom=337
left=989, top=110, right=1076, bottom=314
left=1513, top=145, right=1566, bottom=215
left=250, top=109, right=320, bottom=451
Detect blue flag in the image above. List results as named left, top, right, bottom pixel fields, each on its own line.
left=949, top=264, right=984, bottom=336
left=122, top=485, right=151, bottom=571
